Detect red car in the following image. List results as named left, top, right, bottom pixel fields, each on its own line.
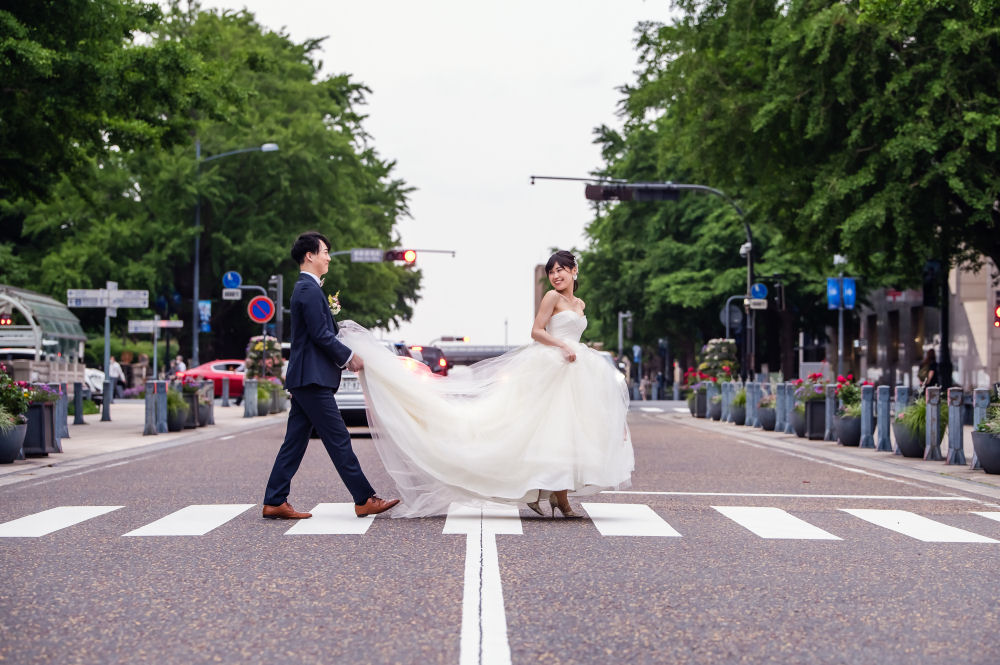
left=176, top=359, right=246, bottom=397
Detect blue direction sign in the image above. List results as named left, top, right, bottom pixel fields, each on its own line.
left=827, top=277, right=857, bottom=310
left=222, top=271, right=242, bottom=289
left=750, top=283, right=768, bottom=299
left=827, top=278, right=841, bottom=309
left=247, top=295, right=275, bottom=324
left=842, top=277, right=856, bottom=309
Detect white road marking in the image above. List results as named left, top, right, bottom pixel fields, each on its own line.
left=444, top=503, right=520, bottom=665
left=581, top=502, right=681, bottom=537
left=672, top=407, right=689, bottom=413
left=284, top=503, right=376, bottom=535
left=840, top=509, right=999, bottom=543
left=972, top=511, right=1000, bottom=524
left=639, top=407, right=664, bottom=413
left=714, top=506, right=841, bottom=540
left=220, top=435, right=235, bottom=440
left=123, top=504, right=255, bottom=536
left=0, top=506, right=123, bottom=538
left=604, top=491, right=975, bottom=501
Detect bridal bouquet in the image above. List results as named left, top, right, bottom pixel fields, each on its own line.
left=328, top=291, right=341, bottom=316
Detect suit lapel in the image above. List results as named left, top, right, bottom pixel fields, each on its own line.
left=301, top=273, right=339, bottom=333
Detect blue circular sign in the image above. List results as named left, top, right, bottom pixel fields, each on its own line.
left=247, top=296, right=275, bottom=323
left=222, top=271, right=242, bottom=289
left=751, top=282, right=768, bottom=299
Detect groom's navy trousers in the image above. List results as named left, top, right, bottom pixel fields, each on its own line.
left=263, top=385, right=375, bottom=506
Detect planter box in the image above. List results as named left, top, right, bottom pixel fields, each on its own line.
left=167, top=405, right=188, bottom=432
left=732, top=405, right=746, bottom=426
left=182, top=393, right=200, bottom=428
left=892, top=421, right=923, bottom=457
left=23, top=402, right=57, bottom=456
left=758, top=407, right=776, bottom=431
left=837, top=416, right=861, bottom=447
left=197, top=402, right=212, bottom=427
left=791, top=410, right=806, bottom=438
left=257, top=395, right=271, bottom=416
left=0, top=423, right=27, bottom=464
left=693, top=392, right=707, bottom=418
left=972, top=431, right=1000, bottom=474
left=804, top=400, right=826, bottom=440
left=709, top=400, right=722, bottom=421
left=686, top=396, right=695, bottom=416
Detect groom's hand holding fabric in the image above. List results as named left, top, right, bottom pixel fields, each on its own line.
left=347, top=355, right=364, bottom=372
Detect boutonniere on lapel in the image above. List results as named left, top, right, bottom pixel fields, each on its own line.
left=328, top=291, right=342, bottom=317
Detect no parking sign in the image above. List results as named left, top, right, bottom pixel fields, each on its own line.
left=247, top=295, right=275, bottom=324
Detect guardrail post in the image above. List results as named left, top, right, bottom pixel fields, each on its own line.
left=945, top=388, right=966, bottom=465
left=775, top=384, right=786, bottom=432
left=72, top=382, right=86, bottom=425
left=101, top=380, right=113, bottom=421
left=155, top=381, right=168, bottom=433
left=244, top=379, right=257, bottom=418
left=971, top=388, right=989, bottom=470
left=222, top=377, right=230, bottom=407
left=876, top=385, right=892, bottom=451
left=860, top=384, right=875, bottom=448
left=824, top=384, right=837, bottom=441
left=893, top=386, right=910, bottom=455
left=783, top=382, right=796, bottom=434
left=706, top=381, right=718, bottom=418
left=721, top=382, right=731, bottom=422
left=143, top=381, right=158, bottom=436
left=57, top=382, right=69, bottom=440
left=924, top=387, right=943, bottom=461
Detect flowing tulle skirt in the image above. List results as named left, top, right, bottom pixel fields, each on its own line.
left=338, top=323, right=633, bottom=517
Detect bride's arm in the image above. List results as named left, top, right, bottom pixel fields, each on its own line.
left=531, top=292, right=576, bottom=362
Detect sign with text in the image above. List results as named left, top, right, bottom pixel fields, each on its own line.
left=350, top=248, right=384, bottom=263
left=222, top=288, right=242, bottom=300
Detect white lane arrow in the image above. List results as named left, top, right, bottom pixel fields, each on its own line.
left=443, top=503, right=521, bottom=665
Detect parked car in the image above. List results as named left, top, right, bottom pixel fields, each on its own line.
left=336, top=341, right=430, bottom=426
left=175, top=360, right=246, bottom=398
left=410, top=345, right=450, bottom=376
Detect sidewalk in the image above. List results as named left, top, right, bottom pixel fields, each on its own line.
left=637, top=400, right=1000, bottom=501
left=0, top=399, right=289, bottom=486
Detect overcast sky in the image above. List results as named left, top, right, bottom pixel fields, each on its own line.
left=205, top=0, right=673, bottom=345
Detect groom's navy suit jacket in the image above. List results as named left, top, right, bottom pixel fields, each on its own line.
left=283, top=273, right=353, bottom=391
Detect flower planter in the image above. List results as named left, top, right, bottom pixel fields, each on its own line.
left=708, top=401, right=722, bottom=421
left=804, top=400, right=826, bottom=440
left=686, top=396, right=695, bottom=416
left=23, top=402, right=57, bottom=456
left=182, top=393, right=201, bottom=428
left=758, top=407, right=776, bottom=431
left=732, top=405, right=746, bottom=426
left=693, top=392, right=707, bottom=418
left=270, top=390, right=280, bottom=414
left=197, top=402, right=212, bottom=427
left=791, top=410, right=806, bottom=438
left=837, top=415, right=861, bottom=447
left=167, top=405, right=188, bottom=432
left=0, top=424, right=27, bottom=464
left=892, top=421, right=923, bottom=458
left=971, top=432, right=1000, bottom=474
left=257, top=395, right=271, bottom=416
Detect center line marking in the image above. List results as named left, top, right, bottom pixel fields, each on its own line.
left=444, top=503, right=520, bottom=665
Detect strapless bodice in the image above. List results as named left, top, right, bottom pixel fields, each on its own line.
left=545, top=310, right=587, bottom=343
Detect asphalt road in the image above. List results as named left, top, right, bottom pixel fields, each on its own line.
left=1, top=409, right=999, bottom=664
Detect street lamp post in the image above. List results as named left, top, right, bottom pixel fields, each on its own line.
left=191, top=140, right=278, bottom=367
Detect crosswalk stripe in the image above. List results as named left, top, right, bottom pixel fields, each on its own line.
left=283, top=503, right=376, bottom=535
left=581, top=503, right=681, bottom=537
left=972, top=512, right=1000, bottom=525
left=713, top=506, right=841, bottom=540
left=0, top=506, right=123, bottom=538
left=840, top=509, right=999, bottom=543
left=123, top=504, right=255, bottom=537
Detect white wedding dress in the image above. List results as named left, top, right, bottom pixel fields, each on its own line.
left=338, top=310, right=634, bottom=517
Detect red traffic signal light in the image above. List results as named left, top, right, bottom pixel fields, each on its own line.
left=994, top=304, right=1000, bottom=328
left=384, top=249, right=417, bottom=264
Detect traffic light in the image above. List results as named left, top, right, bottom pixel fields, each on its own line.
left=384, top=249, right=417, bottom=264
left=584, top=184, right=679, bottom=202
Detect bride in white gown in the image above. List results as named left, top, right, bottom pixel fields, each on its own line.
left=338, top=250, right=633, bottom=517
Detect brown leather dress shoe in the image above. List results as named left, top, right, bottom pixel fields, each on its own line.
left=262, top=502, right=312, bottom=519
left=354, top=496, right=400, bottom=518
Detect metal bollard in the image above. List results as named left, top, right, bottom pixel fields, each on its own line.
left=860, top=385, right=875, bottom=448
left=673, top=381, right=679, bottom=401
left=143, top=380, right=158, bottom=436
left=72, top=381, right=85, bottom=425
left=783, top=382, right=796, bottom=434
left=706, top=381, right=718, bottom=419
left=893, top=386, right=910, bottom=455
left=244, top=379, right=257, bottom=418
left=222, top=377, right=230, bottom=407
left=924, top=387, right=943, bottom=461
left=946, top=388, right=966, bottom=465
left=971, top=389, right=989, bottom=470
left=824, top=384, right=837, bottom=441
left=876, top=386, right=892, bottom=452
left=746, top=382, right=758, bottom=428
left=721, top=382, right=731, bottom=422
left=47, top=383, right=64, bottom=452
left=58, top=382, right=69, bottom=440
left=155, top=381, right=168, bottom=434
left=101, top=380, right=113, bottom=421
left=775, top=384, right=786, bottom=433
left=203, top=380, right=215, bottom=425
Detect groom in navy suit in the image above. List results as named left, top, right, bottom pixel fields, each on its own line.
left=262, top=231, right=399, bottom=519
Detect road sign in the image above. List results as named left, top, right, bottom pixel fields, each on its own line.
left=720, top=305, right=744, bottom=329
left=247, top=295, right=275, bottom=324
left=750, top=283, right=768, bottom=299
left=827, top=278, right=841, bottom=309
left=748, top=298, right=768, bottom=310
left=110, top=290, right=149, bottom=308
left=842, top=277, right=856, bottom=309
left=222, top=288, right=242, bottom=300
left=827, top=277, right=857, bottom=309
left=350, top=248, right=384, bottom=263
left=222, top=271, right=242, bottom=289
left=67, top=288, right=148, bottom=308
left=129, top=319, right=184, bottom=333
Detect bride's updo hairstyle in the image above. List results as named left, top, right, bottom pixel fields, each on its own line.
left=545, top=250, right=578, bottom=292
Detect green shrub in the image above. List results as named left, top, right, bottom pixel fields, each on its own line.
left=975, top=404, right=1000, bottom=434
left=257, top=384, right=270, bottom=403
left=166, top=389, right=189, bottom=418
left=732, top=388, right=747, bottom=407
left=67, top=399, right=99, bottom=416
left=842, top=402, right=863, bottom=418
left=898, top=398, right=947, bottom=439
left=0, top=404, right=13, bottom=434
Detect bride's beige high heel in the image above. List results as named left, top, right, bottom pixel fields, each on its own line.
left=548, top=492, right=583, bottom=518
left=526, top=490, right=550, bottom=516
